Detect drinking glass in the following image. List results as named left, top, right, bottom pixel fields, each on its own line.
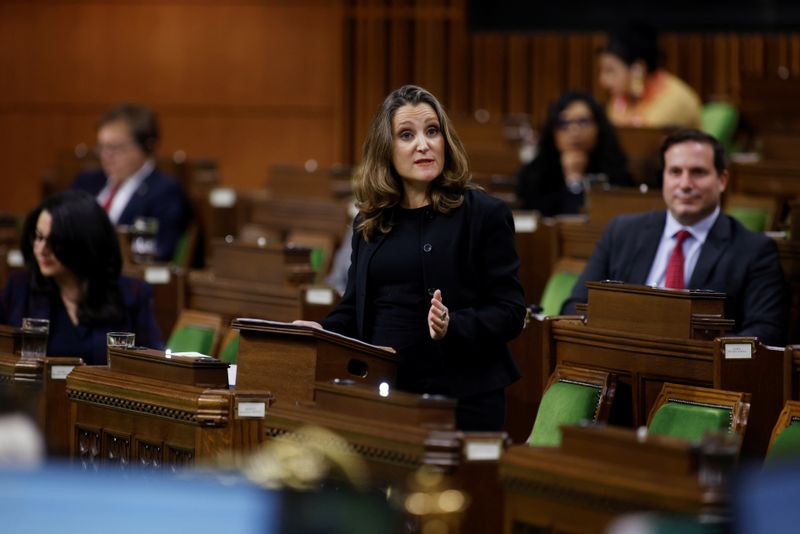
left=107, top=332, right=136, bottom=349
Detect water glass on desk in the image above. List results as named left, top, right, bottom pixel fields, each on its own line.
left=107, top=332, right=135, bottom=349
left=21, top=318, right=49, bottom=358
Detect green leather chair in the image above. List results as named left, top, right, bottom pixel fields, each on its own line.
left=539, top=270, right=580, bottom=317
left=165, top=310, right=223, bottom=356
left=166, top=325, right=216, bottom=355
left=219, top=331, right=240, bottom=364
left=765, top=401, right=800, bottom=464
left=701, top=101, right=738, bottom=154
left=727, top=206, right=768, bottom=233
left=527, top=365, right=615, bottom=447
left=646, top=383, right=750, bottom=444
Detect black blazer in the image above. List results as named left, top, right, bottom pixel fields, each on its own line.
left=562, top=210, right=787, bottom=345
left=71, top=168, right=191, bottom=262
left=321, top=188, right=526, bottom=398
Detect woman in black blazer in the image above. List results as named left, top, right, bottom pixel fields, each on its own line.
left=297, top=85, right=526, bottom=431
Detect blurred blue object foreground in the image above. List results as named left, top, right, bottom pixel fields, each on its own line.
left=0, top=464, right=275, bottom=534
left=0, top=464, right=400, bottom=534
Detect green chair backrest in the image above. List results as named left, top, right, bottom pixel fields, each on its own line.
left=540, top=271, right=580, bottom=317
left=166, top=325, right=215, bottom=355
left=701, top=101, right=738, bottom=154
left=648, top=401, right=732, bottom=443
left=219, top=332, right=240, bottom=364
left=171, top=230, right=190, bottom=267
left=727, top=206, right=768, bottom=233
left=527, top=380, right=601, bottom=447
left=765, top=420, right=800, bottom=464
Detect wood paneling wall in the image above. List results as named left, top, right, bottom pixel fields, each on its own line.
left=0, top=0, right=346, bottom=214
left=344, top=0, right=800, bottom=159
left=1, top=0, right=798, bottom=214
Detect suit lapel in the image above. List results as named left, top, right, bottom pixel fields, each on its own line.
left=627, top=212, right=666, bottom=283
left=689, top=214, right=730, bottom=288
left=119, top=171, right=154, bottom=224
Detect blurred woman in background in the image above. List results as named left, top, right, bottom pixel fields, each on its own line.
left=516, top=91, right=632, bottom=215
left=0, top=190, right=162, bottom=364
left=599, top=23, right=701, bottom=128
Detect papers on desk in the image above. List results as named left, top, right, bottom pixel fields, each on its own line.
left=169, top=351, right=214, bottom=359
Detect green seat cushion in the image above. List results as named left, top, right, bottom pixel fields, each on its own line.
left=166, top=325, right=215, bottom=355
left=648, top=402, right=731, bottom=443
left=171, top=230, right=190, bottom=267
left=220, top=333, right=240, bottom=364
left=766, top=421, right=800, bottom=464
left=701, top=102, right=738, bottom=155
left=727, top=206, right=767, bottom=233
left=540, top=271, right=580, bottom=317
left=528, top=381, right=601, bottom=447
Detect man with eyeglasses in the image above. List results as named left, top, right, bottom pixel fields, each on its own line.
left=70, top=102, right=191, bottom=262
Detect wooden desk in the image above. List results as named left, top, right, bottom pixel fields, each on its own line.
left=501, top=425, right=720, bottom=534
left=265, top=380, right=508, bottom=534
left=233, top=319, right=399, bottom=403
left=545, top=282, right=784, bottom=457
left=586, top=187, right=665, bottom=227
left=557, top=216, right=602, bottom=261
left=730, top=160, right=800, bottom=200
left=512, top=211, right=557, bottom=305
left=0, top=351, right=84, bottom=456
left=247, top=194, right=350, bottom=243
left=776, top=238, right=800, bottom=344
left=66, top=347, right=271, bottom=469
left=187, top=238, right=337, bottom=324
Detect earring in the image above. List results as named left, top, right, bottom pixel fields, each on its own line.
left=630, top=66, right=645, bottom=99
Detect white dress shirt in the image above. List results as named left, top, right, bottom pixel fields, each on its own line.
left=645, top=206, right=720, bottom=288
left=97, top=159, right=155, bottom=224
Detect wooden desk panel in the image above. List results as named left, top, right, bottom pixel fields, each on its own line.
left=264, top=384, right=507, bottom=534
left=501, top=425, right=717, bottom=534
left=0, top=353, right=84, bottom=456
left=233, top=319, right=399, bottom=404
left=187, top=271, right=302, bottom=323
left=67, top=365, right=270, bottom=469
left=543, top=283, right=786, bottom=457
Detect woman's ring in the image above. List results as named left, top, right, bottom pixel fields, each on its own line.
left=441, top=311, right=447, bottom=320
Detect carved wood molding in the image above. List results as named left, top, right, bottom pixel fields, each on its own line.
left=67, top=389, right=229, bottom=426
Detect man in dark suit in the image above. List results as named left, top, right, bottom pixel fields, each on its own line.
left=563, top=129, right=787, bottom=345
left=71, top=103, right=191, bottom=262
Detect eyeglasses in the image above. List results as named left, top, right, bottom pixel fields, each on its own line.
left=31, top=232, right=52, bottom=249
left=95, top=142, right=134, bottom=156
left=556, top=117, right=594, bottom=130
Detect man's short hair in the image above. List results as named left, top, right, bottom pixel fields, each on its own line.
left=659, top=128, right=726, bottom=176
left=97, top=102, right=159, bottom=155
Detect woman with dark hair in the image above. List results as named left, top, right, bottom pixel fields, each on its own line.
left=295, top=85, right=526, bottom=431
left=599, top=23, right=701, bottom=128
left=516, top=91, right=633, bottom=215
left=0, top=190, right=161, bottom=364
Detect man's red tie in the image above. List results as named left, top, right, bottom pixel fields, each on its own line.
left=665, top=230, right=691, bottom=289
left=102, top=183, right=120, bottom=213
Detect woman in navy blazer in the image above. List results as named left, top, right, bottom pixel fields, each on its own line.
left=297, top=85, right=526, bottom=430
left=0, top=190, right=162, bottom=365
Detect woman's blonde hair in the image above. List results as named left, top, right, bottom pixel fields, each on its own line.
left=353, top=85, right=472, bottom=241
